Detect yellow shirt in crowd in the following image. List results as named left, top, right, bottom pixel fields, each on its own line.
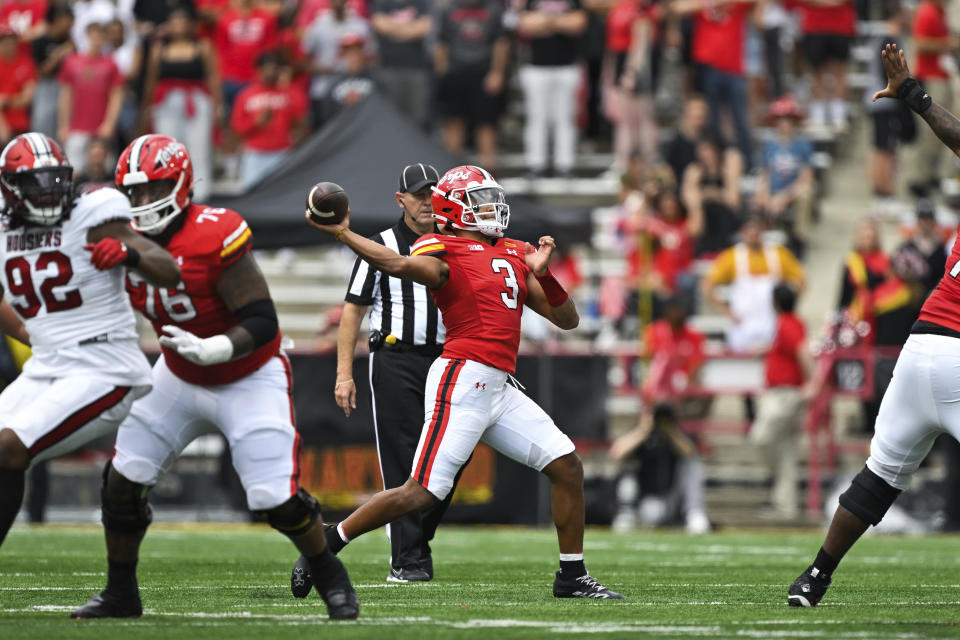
left=707, top=245, right=805, bottom=286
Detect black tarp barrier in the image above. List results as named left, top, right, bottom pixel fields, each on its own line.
left=290, top=352, right=608, bottom=524
left=209, top=94, right=591, bottom=249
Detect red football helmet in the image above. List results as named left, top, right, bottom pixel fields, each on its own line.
left=115, top=134, right=193, bottom=234
left=431, top=165, right=509, bottom=238
left=0, top=133, right=73, bottom=226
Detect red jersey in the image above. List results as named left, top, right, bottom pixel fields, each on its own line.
left=1, top=0, right=45, bottom=56
left=230, top=81, right=307, bottom=151
left=57, top=52, right=123, bottom=133
left=126, top=204, right=280, bottom=385
left=918, top=232, right=960, bottom=334
left=913, top=1, right=949, bottom=81
left=214, top=8, right=277, bottom=83
left=788, top=1, right=856, bottom=36
left=606, top=0, right=659, bottom=54
left=641, top=321, right=704, bottom=402
left=691, top=3, right=751, bottom=75
left=411, top=234, right=531, bottom=374
left=0, top=52, right=35, bottom=132
left=765, top=313, right=805, bottom=388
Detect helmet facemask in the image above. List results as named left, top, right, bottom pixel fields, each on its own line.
left=2, top=166, right=74, bottom=226
left=124, top=175, right=186, bottom=235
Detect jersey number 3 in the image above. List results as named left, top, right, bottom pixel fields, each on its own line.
left=491, top=258, right=519, bottom=309
left=5, top=251, right=82, bottom=318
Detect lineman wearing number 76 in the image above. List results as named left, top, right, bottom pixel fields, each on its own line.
left=72, top=134, right=358, bottom=621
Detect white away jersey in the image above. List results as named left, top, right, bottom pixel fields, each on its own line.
left=0, top=188, right=150, bottom=384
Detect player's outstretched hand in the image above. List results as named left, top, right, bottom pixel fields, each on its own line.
left=525, top=235, right=556, bottom=275
left=305, top=207, right=351, bottom=238
left=872, top=43, right=912, bottom=102
left=84, top=237, right=131, bottom=270
left=158, top=325, right=233, bottom=366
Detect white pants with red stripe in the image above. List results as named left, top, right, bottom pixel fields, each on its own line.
left=412, top=357, right=576, bottom=499
left=1, top=375, right=148, bottom=464
left=112, top=353, right=300, bottom=511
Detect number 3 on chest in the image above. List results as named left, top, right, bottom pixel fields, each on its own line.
left=491, top=258, right=519, bottom=310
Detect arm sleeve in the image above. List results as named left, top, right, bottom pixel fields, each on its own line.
left=779, top=247, right=805, bottom=284
left=707, top=249, right=735, bottom=285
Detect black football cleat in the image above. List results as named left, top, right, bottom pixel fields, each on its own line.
left=314, top=554, right=359, bottom=619
left=552, top=572, right=625, bottom=599
left=291, top=554, right=312, bottom=599
left=386, top=566, right=431, bottom=583
left=788, top=565, right=831, bottom=607
left=70, top=591, right=143, bottom=619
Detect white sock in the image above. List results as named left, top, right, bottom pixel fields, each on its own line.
left=559, top=553, right=584, bottom=562
left=337, top=522, right=351, bottom=543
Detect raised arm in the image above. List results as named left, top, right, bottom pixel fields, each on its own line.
left=305, top=209, right=449, bottom=289
left=523, top=236, right=579, bottom=330
left=873, top=43, right=960, bottom=158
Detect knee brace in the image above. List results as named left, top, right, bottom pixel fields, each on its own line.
left=100, top=461, right=153, bottom=533
left=260, top=489, right=320, bottom=538
left=838, top=466, right=901, bottom=526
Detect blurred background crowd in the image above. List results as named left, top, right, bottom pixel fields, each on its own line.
left=7, top=0, right=960, bottom=534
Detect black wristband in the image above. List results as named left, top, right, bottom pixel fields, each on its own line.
left=897, top=77, right=932, bottom=114
left=123, top=245, right=141, bottom=267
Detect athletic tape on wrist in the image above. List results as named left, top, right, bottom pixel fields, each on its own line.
left=897, top=77, right=932, bottom=114
left=535, top=270, right=569, bottom=307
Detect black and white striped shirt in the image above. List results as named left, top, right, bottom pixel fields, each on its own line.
left=344, top=216, right=446, bottom=345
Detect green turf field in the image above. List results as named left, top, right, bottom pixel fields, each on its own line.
left=1, top=524, right=959, bottom=639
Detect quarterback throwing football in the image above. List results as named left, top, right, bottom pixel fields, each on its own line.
left=72, top=135, right=357, bottom=620
left=307, top=165, right=623, bottom=599
left=0, top=133, right=180, bottom=550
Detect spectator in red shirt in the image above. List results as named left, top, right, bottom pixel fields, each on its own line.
left=231, top=50, right=308, bottom=187
left=1, top=0, right=46, bottom=58
left=57, top=20, right=123, bottom=173
left=788, top=0, right=856, bottom=130
left=673, top=0, right=758, bottom=169
left=606, top=0, right=660, bottom=169
left=0, top=24, right=35, bottom=143
left=609, top=298, right=711, bottom=534
left=750, top=283, right=808, bottom=519
left=906, top=0, right=956, bottom=196
left=142, top=6, right=221, bottom=203
left=214, top=0, right=278, bottom=114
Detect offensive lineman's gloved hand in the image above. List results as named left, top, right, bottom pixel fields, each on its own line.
left=84, top=238, right=140, bottom=270
left=159, top=325, right=233, bottom=365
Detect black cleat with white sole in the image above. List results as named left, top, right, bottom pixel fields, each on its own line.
left=70, top=591, right=143, bottom=619
left=788, top=565, right=831, bottom=607
left=552, top=572, right=625, bottom=599
left=386, top=566, right=431, bottom=583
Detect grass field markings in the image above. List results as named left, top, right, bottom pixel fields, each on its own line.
left=447, top=620, right=723, bottom=635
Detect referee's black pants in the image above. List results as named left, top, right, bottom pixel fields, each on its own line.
left=369, top=347, right=459, bottom=572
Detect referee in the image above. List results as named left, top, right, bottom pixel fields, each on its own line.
left=334, top=162, right=454, bottom=583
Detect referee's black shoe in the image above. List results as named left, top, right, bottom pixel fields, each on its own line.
left=552, top=572, right=625, bottom=599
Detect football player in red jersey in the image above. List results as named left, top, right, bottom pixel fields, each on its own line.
left=787, top=44, right=960, bottom=607
left=306, top=165, right=624, bottom=599
left=72, top=134, right=358, bottom=621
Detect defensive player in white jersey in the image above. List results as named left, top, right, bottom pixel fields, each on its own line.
left=71, top=134, right=357, bottom=621
left=0, top=133, right=180, bottom=549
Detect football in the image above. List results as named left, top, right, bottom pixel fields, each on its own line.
left=306, top=182, right=349, bottom=225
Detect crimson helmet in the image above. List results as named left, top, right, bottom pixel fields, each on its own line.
left=0, top=133, right=73, bottom=226
left=430, top=165, right=509, bottom=238
left=115, top=134, right=193, bottom=235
